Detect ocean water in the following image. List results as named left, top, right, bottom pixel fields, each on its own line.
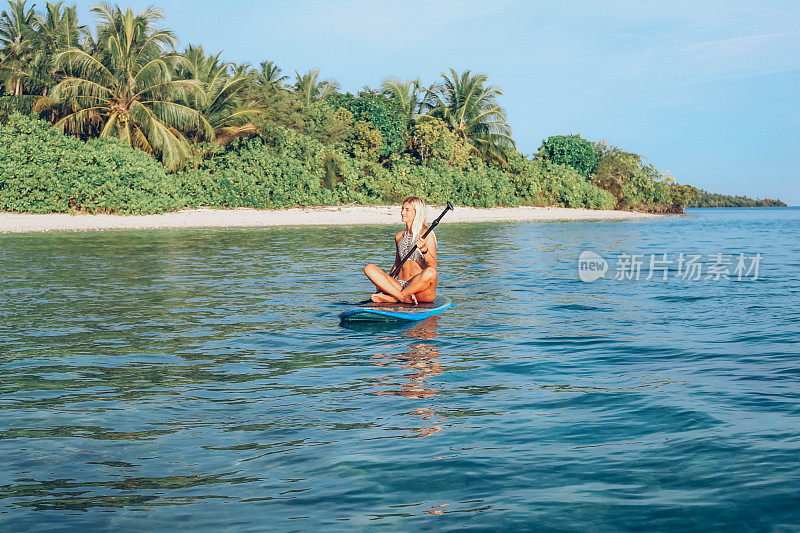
left=1, top=207, right=798, bottom=531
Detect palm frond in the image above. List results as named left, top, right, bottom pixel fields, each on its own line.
left=53, top=47, right=114, bottom=86
left=421, top=68, right=514, bottom=163
left=53, top=106, right=103, bottom=136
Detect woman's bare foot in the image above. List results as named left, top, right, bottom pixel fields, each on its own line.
left=371, top=292, right=399, bottom=303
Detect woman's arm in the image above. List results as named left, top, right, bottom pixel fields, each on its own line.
left=418, top=231, right=437, bottom=269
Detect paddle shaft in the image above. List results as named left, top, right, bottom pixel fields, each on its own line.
left=389, top=202, right=453, bottom=278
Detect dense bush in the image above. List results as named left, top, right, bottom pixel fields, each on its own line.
left=412, top=118, right=453, bottom=163
left=328, top=93, right=406, bottom=156
left=179, top=126, right=620, bottom=210
left=0, top=114, right=184, bottom=213
left=620, top=162, right=672, bottom=208
left=532, top=161, right=616, bottom=209
left=592, top=143, right=675, bottom=210
left=179, top=137, right=336, bottom=208
left=383, top=159, right=517, bottom=207
left=537, top=134, right=599, bottom=177
left=179, top=135, right=519, bottom=208
left=0, top=115, right=671, bottom=214
left=410, top=118, right=477, bottom=168
left=178, top=127, right=617, bottom=210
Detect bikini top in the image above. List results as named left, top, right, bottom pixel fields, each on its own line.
left=398, top=231, right=427, bottom=264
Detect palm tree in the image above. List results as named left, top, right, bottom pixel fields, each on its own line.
left=179, top=44, right=260, bottom=144
left=293, top=68, right=339, bottom=107
left=252, top=59, right=287, bottom=88
left=229, top=61, right=251, bottom=79
left=380, top=76, right=422, bottom=125
left=28, top=1, right=86, bottom=95
left=38, top=4, right=202, bottom=170
left=36, top=2, right=84, bottom=51
left=0, top=0, right=36, bottom=96
left=423, top=68, right=515, bottom=164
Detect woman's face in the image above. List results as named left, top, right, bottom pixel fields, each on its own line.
left=401, top=203, right=415, bottom=224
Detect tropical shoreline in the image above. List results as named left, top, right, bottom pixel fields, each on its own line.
left=0, top=206, right=666, bottom=234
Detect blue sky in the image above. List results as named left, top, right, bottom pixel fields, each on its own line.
left=74, top=0, right=799, bottom=204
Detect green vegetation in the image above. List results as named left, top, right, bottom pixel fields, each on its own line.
left=1, top=113, right=617, bottom=212
left=36, top=4, right=202, bottom=171
left=537, top=134, right=598, bottom=177
left=422, top=69, right=514, bottom=165
left=686, top=189, right=787, bottom=208
left=328, top=92, right=406, bottom=156
left=0, top=1, right=784, bottom=214
left=0, top=113, right=183, bottom=213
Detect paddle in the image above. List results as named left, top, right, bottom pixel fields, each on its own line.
left=389, top=201, right=453, bottom=278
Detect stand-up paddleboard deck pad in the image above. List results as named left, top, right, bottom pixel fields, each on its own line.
left=339, top=295, right=453, bottom=323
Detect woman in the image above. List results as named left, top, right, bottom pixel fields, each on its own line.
left=364, top=196, right=438, bottom=305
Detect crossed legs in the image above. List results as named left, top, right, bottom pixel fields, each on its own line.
left=364, top=264, right=438, bottom=304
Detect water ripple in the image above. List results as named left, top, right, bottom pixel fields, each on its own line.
left=0, top=208, right=799, bottom=529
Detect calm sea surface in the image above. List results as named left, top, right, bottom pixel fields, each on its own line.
left=1, top=207, right=799, bottom=531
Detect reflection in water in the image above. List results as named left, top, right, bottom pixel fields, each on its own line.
left=370, top=317, right=446, bottom=437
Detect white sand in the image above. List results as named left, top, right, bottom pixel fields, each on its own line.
left=0, top=205, right=666, bottom=233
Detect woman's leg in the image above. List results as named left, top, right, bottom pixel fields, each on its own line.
left=364, top=263, right=404, bottom=302
left=400, top=267, right=438, bottom=303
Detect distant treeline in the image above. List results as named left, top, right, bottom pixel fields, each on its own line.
left=687, top=190, right=787, bottom=208
left=0, top=2, right=783, bottom=214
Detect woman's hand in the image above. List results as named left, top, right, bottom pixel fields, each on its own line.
left=416, top=238, right=428, bottom=254
left=401, top=292, right=418, bottom=305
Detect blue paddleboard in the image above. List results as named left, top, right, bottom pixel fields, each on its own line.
left=339, top=295, right=454, bottom=323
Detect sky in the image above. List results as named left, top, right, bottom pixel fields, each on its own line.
left=73, top=0, right=800, bottom=204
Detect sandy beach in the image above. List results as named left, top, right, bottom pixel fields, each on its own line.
left=0, top=205, right=665, bottom=233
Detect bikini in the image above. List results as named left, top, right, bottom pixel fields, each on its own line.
left=395, top=231, right=427, bottom=288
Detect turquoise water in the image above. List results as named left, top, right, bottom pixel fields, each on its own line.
left=1, top=207, right=799, bottom=531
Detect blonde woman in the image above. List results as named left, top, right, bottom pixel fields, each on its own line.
left=364, top=196, right=438, bottom=304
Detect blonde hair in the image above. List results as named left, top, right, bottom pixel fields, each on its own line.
left=403, top=196, right=427, bottom=243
